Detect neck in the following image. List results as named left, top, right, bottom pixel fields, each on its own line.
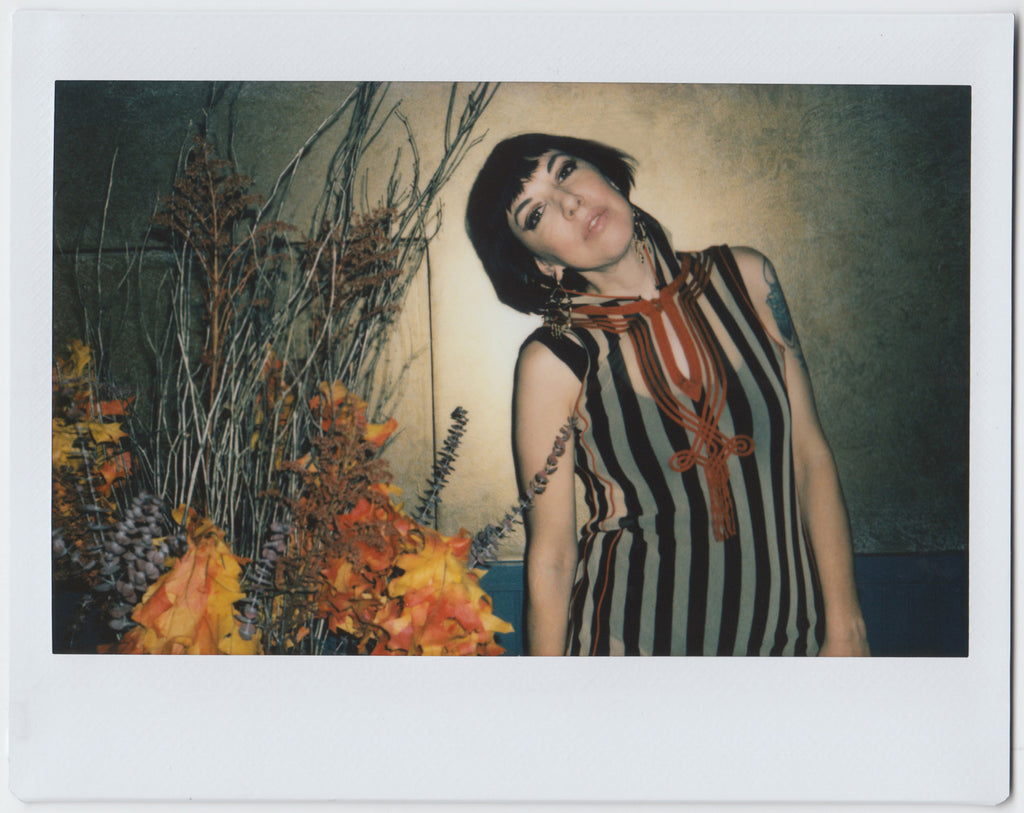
left=577, top=240, right=658, bottom=299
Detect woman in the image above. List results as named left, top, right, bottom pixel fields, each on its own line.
left=466, top=133, right=869, bottom=657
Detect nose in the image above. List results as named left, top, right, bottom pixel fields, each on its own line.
left=557, top=190, right=581, bottom=218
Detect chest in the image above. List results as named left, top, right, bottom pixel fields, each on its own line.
left=582, top=284, right=782, bottom=415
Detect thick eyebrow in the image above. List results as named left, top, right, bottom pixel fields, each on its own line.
left=511, top=196, right=533, bottom=224
left=511, top=153, right=566, bottom=226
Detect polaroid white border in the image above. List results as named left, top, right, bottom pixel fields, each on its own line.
left=6, top=8, right=1012, bottom=805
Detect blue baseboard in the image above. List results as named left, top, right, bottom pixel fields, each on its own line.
left=479, top=561, right=526, bottom=656
left=54, top=552, right=968, bottom=656
left=853, top=551, right=967, bottom=657
left=480, top=552, right=968, bottom=657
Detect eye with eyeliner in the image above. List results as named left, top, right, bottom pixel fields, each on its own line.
left=524, top=206, right=543, bottom=231
left=521, top=156, right=578, bottom=232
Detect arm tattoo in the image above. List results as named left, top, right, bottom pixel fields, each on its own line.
left=762, top=256, right=808, bottom=372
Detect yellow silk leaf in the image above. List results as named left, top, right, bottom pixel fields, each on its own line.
left=64, top=340, right=93, bottom=379
left=51, top=420, right=80, bottom=468
left=364, top=416, right=398, bottom=447
left=318, top=380, right=349, bottom=405
left=118, top=513, right=260, bottom=655
left=381, top=534, right=512, bottom=654
left=88, top=421, right=128, bottom=445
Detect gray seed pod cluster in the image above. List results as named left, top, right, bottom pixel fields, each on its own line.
left=251, top=521, right=289, bottom=589
left=235, top=521, right=290, bottom=641
left=52, top=528, right=68, bottom=557
left=94, top=494, right=182, bottom=632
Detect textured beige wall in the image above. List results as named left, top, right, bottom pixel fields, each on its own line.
left=53, top=82, right=969, bottom=556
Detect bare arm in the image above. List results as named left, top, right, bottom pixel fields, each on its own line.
left=733, top=247, right=870, bottom=656
left=514, top=340, right=581, bottom=655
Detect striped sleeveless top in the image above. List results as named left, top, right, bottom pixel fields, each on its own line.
left=528, top=244, right=824, bottom=655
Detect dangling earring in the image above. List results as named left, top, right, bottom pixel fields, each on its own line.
left=541, top=277, right=572, bottom=339
left=632, top=207, right=649, bottom=264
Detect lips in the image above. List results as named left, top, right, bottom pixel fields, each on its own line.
left=584, top=209, right=607, bottom=238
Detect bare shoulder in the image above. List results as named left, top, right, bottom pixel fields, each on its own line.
left=517, top=335, right=564, bottom=368
left=516, top=338, right=581, bottom=401
left=514, top=338, right=581, bottom=468
left=729, top=245, right=775, bottom=302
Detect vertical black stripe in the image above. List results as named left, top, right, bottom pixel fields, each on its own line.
left=716, top=337, right=777, bottom=655
left=590, top=530, right=622, bottom=655
left=653, top=532, right=678, bottom=655
left=568, top=530, right=598, bottom=656
left=769, top=512, right=793, bottom=656
left=684, top=455, right=710, bottom=655
left=622, top=534, right=646, bottom=654
left=716, top=534, right=743, bottom=655
left=789, top=484, right=811, bottom=654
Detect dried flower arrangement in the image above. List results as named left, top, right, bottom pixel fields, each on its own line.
left=51, top=82, right=575, bottom=656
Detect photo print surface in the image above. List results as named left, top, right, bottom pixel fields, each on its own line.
left=9, top=11, right=1010, bottom=805
left=50, top=81, right=969, bottom=658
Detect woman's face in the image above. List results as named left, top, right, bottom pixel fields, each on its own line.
left=506, top=151, right=634, bottom=280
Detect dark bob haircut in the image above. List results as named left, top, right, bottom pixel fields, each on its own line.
left=465, top=133, right=637, bottom=314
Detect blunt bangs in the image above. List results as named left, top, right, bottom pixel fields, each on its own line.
left=496, top=152, right=545, bottom=216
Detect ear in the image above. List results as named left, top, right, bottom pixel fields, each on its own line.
left=534, top=256, right=564, bottom=282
